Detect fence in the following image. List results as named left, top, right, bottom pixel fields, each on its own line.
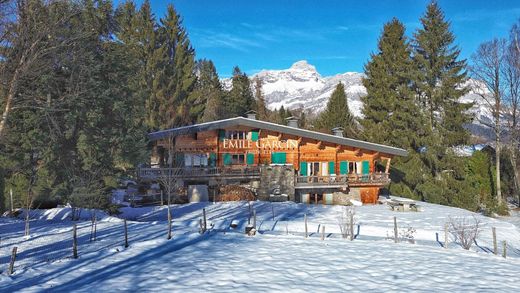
left=1, top=203, right=519, bottom=276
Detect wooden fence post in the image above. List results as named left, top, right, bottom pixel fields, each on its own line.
left=253, top=209, right=256, bottom=230
left=393, top=216, right=398, bottom=243
left=8, top=247, right=17, bottom=275
left=160, top=190, right=164, bottom=206
left=167, top=207, right=172, bottom=240
left=271, top=204, right=275, bottom=221
left=502, top=240, right=507, bottom=258
left=492, top=227, right=497, bottom=255
left=444, top=223, right=448, bottom=249
left=73, top=224, right=78, bottom=259
left=124, top=219, right=129, bottom=248
left=321, top=225, right=325, bottom=241
left=199, top=219, right=204, bottom=234
left=304, top=214, right=308, bottom=238
left=349, top=212, right=354, bottom=241
left=203, top=208, right=207, bottom=233
left=248, top=202, right=252, bottom=224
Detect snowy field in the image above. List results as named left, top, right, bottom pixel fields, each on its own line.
left=1, top=199, right=520, bottom=292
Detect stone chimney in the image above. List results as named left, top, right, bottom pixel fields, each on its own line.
left=332, top=127, right=344, bottom=137
left=285, top=116, right=299, bottom=128
left=245, top=110, right=257, bottom=120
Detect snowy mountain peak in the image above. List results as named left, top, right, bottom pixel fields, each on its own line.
left=289, top=60, right=316, bottom=71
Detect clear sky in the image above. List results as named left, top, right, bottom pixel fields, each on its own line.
left=137, top=0, right=520, bottom=78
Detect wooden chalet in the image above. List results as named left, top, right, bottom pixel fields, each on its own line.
left=139, top=112, right=408, bottom=204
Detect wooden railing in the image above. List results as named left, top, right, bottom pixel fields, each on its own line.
left=138, top=166, right=261, bottom=179
left=295, top=173, right=390, bottom=187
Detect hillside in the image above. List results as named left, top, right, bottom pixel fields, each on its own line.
left=1, top=200, right=519, bottom=291
left=223, top=60, right=495, bottom=140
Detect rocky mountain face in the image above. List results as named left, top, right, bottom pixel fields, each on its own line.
left=222, top=60, right=493, bottom=140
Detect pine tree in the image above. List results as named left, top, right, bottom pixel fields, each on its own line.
left=413, top=1, right=472, bottom=148
left=315, top=83, right=357, bottom=137
left=197, top=59, right=224, bottom=122
left=158, top=4, right=197, bottom=127
left=225, top=66, right=255, bottom=117
left=253, top=77, right=269, bottom=121
left=361, top=18, right=423, bottom=149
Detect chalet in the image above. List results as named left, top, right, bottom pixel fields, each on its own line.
left=138, top=112, right=408, bottom=204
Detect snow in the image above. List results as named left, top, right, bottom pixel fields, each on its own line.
left=1, top=199, right=520, bottom=292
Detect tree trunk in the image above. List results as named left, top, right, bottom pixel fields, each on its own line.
left=0, top=67, right=21, bottom=140
left=496, top=127, right=502, bottom=203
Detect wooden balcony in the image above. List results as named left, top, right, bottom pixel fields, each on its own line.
left=138, top=166, right=261, bottom=180
left=295, top=173, right=390, bottom=189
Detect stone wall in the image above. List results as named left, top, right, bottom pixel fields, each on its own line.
left=257, top=165, right=295, bottom=201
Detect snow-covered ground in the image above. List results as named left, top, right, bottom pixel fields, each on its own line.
left=1, top=199, right=520, bottom=292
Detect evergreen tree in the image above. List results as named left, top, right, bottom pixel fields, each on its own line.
left=316, top=82, right=357, bottom=137
left=225, top=66, right=255, bottom=117
left=361, top=18, right=424, bottom=149
left=253, top=77, right=269, bottom=121
left=413, top=0, right=473, bottom=148
left=158, top=4, right=197, bottom=127
left=197, top=59, right=224, bottom=122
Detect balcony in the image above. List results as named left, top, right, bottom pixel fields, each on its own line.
left=295, top=173, right=390, bottom=189
left=138, top=166, right=261, bottom=180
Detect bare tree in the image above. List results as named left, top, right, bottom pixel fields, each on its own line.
left=338, top=206, right=355, bottom=240
left=504, top=22, right=520, bottom=206
left=448, top=216, right=481, bottom=250
left=470, top=38, right=507, bottom=204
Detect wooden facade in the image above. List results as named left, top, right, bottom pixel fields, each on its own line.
left=143, top=116, right=406, bottom=204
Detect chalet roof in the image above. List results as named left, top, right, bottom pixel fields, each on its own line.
left=148, top=117, right=408, bottom=157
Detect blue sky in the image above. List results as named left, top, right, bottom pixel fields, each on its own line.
left=138, top=0, right=520, bottom=77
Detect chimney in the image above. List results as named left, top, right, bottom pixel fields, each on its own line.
left=332, top=127, right=344, bottom=137
left=245, top=110, right=257, bottom=120
left=286, top=116, right=299, bottom=128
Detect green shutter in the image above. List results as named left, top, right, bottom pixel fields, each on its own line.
left=209, top=153, right=217, bottom=167
left=271, top=152, right=286, bottom=164
left=328, top=161, right=335, bottom=174
left=362, top=160, right=370, bottom=174
left=218, top=129, right=226, bottom=141
left=339, top=161, right=348, bottom=175
left=223, top=153, right=232, bottom=165
left=300, top=161, right=308, bottom=176
left=251, top=130, right=259, bottom=141
left=246, top=153, right=255, bottom=165
left=175, top=153, right=184, bottom=166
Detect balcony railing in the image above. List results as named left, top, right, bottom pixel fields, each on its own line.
left=295, top=173, right=390, bottom=187
left=138, top=166, right=261, bottom=179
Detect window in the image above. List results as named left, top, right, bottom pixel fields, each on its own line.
left=348, top=162, right=357, bottom=174
left=184, top=154, right=208, bottom=167
left=226, top=131, right=247, bottom=139
left=231, top=154, right=245, bottom=164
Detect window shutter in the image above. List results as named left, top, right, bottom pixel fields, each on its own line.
left=251, top=130, right=259, bottom=141
left=218, top=129, right=226, bottom=141
left=209, top=153, right=217, bottom=167
left=246, top=153, right=255, bottom=165
left=223, top=153, right=232, bottom=165
left=328, top=161, right=335, bottom=175
left=362, top=160, right=370, bottom=174
left=300, top=161, right=308, bottom=176
left=339, top=161, right=348, bottom=175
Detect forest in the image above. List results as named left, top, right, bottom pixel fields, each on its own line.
left=0, top=0, right=519, bottom=215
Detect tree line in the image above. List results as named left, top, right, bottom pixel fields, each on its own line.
left=0, top=0, right=518, bottom=215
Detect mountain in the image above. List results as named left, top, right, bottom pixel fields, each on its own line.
left=222, top=60, right=493, bottom=140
